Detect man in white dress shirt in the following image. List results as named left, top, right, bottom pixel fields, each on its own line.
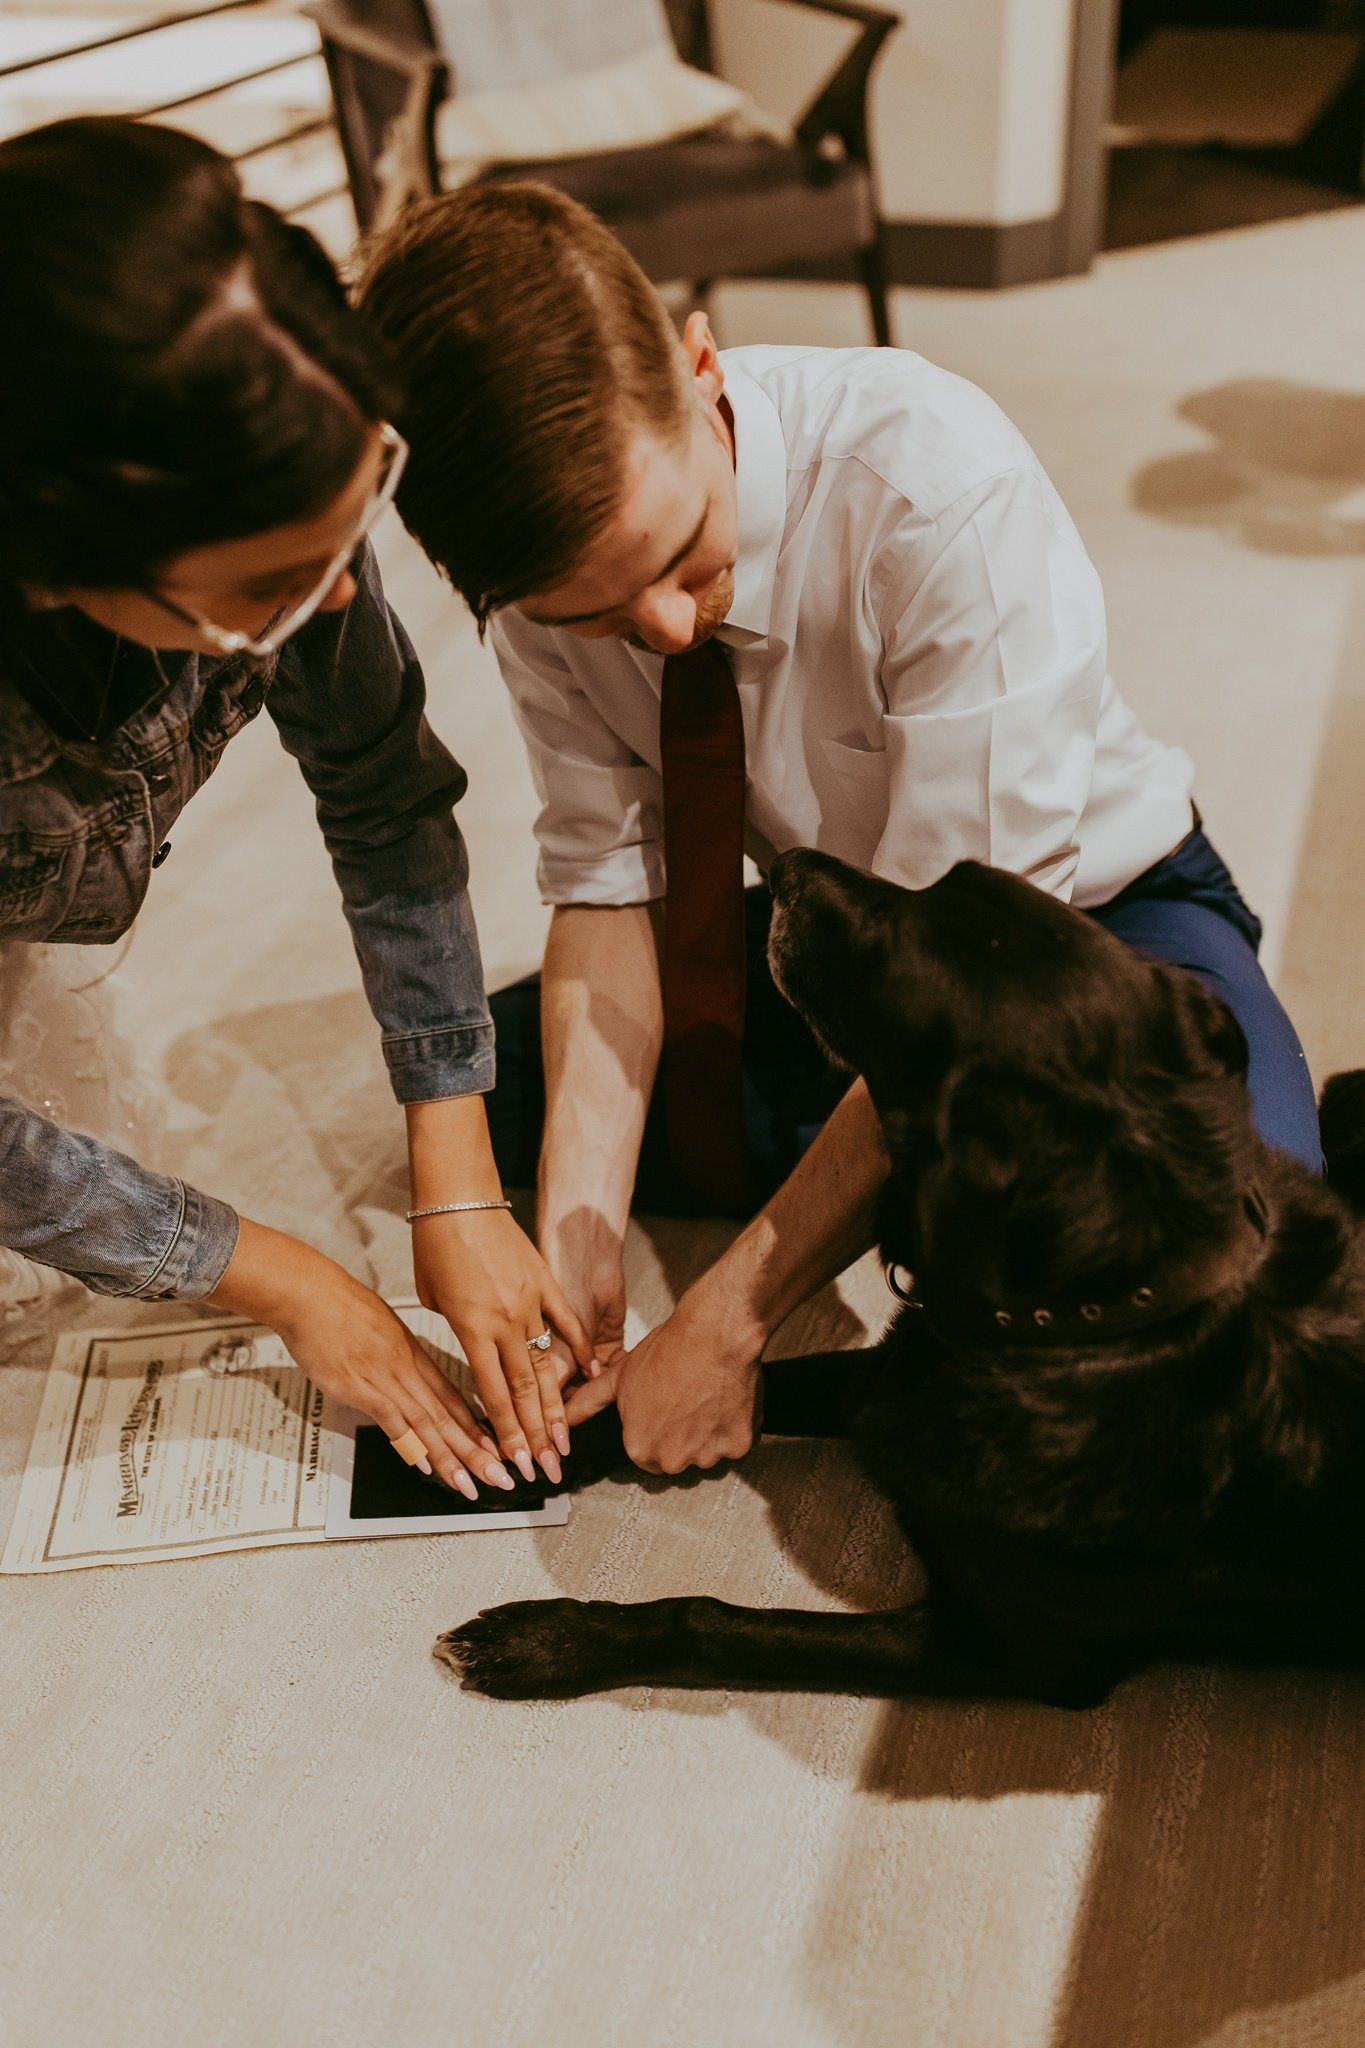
left=360, top=183, right=1317, bottom=1476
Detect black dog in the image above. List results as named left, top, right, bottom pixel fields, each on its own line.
left=439, top=850, right=1365, bottom=1710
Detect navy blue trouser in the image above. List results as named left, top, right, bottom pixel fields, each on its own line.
left=486, top=827, right=1321, bottom=1211
left=1088, top=826, right=1318, bottom=1171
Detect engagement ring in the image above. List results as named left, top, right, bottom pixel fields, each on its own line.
left=526, top=1331, right=552, bottom=1353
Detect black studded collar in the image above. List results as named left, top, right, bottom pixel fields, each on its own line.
left=885, top=1187, right=1271, bottom=1348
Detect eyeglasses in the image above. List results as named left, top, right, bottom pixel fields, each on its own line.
left=147, top=422, right=409, bottom=660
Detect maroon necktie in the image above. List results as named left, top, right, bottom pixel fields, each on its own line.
left=660, top=639, right=755, bottom=1213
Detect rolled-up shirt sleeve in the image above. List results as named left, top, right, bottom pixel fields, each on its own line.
left=0, top=1096, right=239, bottom=1299
left=493, top=610, right=665, bottom=907
left=873, top=469, right=1107, bottom=903
left=269, top=544, right=495, bottom=1101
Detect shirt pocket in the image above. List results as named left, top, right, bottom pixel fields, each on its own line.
left=820, top=735, right=891, bottom=803
left=816, top=737, right=891, bottom=866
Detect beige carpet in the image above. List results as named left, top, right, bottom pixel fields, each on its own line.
left=7, top=205, right=1365, bottom=2047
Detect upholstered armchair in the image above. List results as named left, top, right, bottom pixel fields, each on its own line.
left=304, top=0, right=899, bottom=343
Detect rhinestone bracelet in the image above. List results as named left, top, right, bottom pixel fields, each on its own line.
left=405, top=1198, right=512, bottom=1222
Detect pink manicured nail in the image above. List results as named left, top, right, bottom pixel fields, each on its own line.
left=538, top=1447, right=562, bottom=1486
left=478, top=1433, right=499, bottom=1456
left=552, top=1424, right=571, bottom=1457
left=453, top=1469, right=479, bottom=1502
left=416, top=1454, right=433, bottom=1476
left=588, top=1360, right=602, bottom=1378
left=513, top=1448, right=536, bottom=1483
left=484, top=1459, right=516, bottom=1491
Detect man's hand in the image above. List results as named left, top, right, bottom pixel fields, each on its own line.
left=539, top=1202, right=630, bottom=1379
left=564, top=1080, right=890, bottom=1474
left=565, top=1278, right=764, bottom=1474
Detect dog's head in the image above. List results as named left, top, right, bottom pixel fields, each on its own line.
left=769, top=850, right=1260, bottom=1312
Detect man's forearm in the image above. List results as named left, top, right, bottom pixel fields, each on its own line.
left=692, top=1078, right=889, bottom=1347
left=538, top=902, right=665, bottom=1258
left=567, top=1078, right=892, bottom=1470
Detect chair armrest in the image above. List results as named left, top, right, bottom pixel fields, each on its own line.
left=771, top=0, right=899, bottom=28
left=764, top=0, right=899, bottom=167
left=300, top=1, right=446, bottom=82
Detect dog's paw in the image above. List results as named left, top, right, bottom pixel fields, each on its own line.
left=434, top=1599, right=612, bottom=1699
left=434, top=1598, right=654, bottom=1700
left=560, top=1406, right=629, bottom=1490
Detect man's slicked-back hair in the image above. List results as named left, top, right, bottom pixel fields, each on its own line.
left=357, top=181, right=688, bottom=624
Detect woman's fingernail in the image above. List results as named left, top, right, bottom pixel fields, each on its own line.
left=454, top=1469, right=479, bottom=1501
left=479, top=1433, right=499, bottom=1456
left=553, top=1424, right=571, bottom=1457
left=588, top=1360, right=602, bottom=1378
left=538, top=1448, right=562, bottom=1486
left=484, top=1460, right=516, bottom=1491
left=513, top=1448, right=536, bottom=1484
left=416, top=1454, right=433, bottom=1476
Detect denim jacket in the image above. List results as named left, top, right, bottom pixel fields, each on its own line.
left=0, top=544, right=492, bottom=1302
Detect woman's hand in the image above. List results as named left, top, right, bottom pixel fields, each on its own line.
left=411, top=1207, right=591, bottom=1483
left=208, top=1217, right=517, bottom=1499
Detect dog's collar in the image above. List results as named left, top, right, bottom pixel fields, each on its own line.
left=885, top=1187, right=1271, bottom=1348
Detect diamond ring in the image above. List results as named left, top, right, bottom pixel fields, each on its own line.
left=526, top=1330, right=552, bottom=1353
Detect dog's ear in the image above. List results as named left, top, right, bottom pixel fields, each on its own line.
left=939, top=1059, right=1133, bottom=1192
left=915, top=1060, right=1149, bottom=1299
left=870, top=1068, right=1028, bottom=1206
left=1166, top=969, right=1249, bottom=1080
left=934, top=1061, right=1041, bottom=1197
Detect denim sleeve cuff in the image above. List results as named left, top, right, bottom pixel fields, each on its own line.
left=104, top=1182, right=241, bottom=1303
left=67, top=1179, right=239, bottom=1303
left=0, top=1089, right=244, bottom=1304
left=381, top=1018, right=497, bottom=1104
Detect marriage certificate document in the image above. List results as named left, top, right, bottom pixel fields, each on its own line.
left=2, top=1317, right=334, bottom=1573
left=1, top=1305, right=568, bottom=1573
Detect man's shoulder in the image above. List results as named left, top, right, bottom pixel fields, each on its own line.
left=721, top=343, right=1045, bottom=522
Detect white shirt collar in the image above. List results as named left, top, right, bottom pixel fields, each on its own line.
left=718, top=361, right=788, bottom=649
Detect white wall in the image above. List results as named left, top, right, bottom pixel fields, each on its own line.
left=709, top=0, right=1076, bottom=228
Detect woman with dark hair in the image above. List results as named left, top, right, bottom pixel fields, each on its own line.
left=0, top=116, right=588, bottom=1496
